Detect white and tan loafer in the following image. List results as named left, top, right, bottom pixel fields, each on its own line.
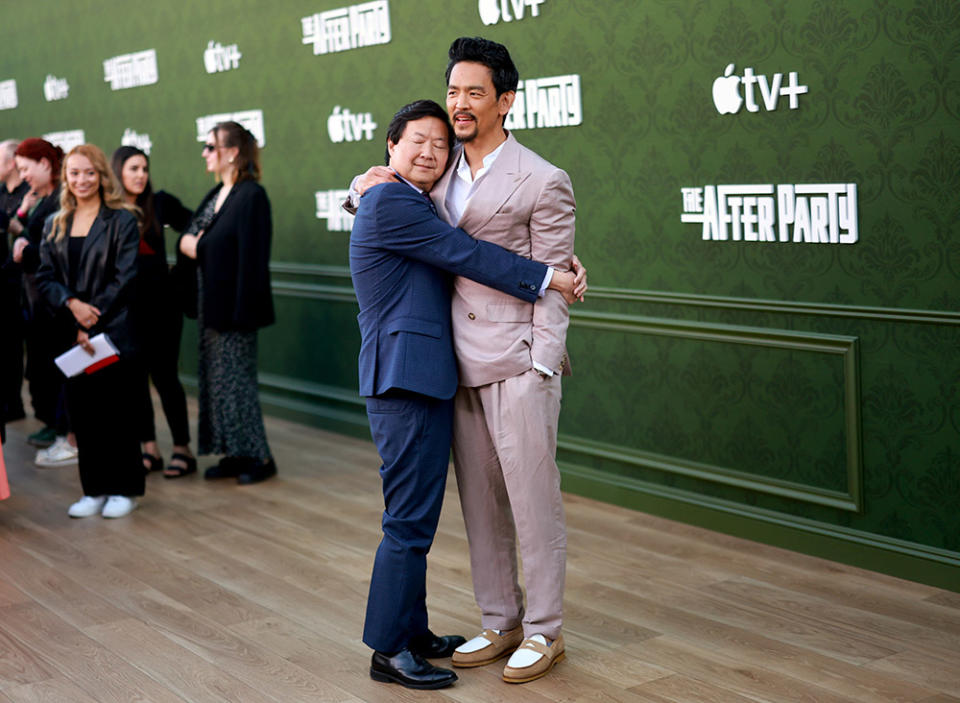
left=451, top=625, right=524, bottom=668
left=502, top=633, right=565, bottom=683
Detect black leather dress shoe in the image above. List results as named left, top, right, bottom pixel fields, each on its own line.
left=370, top=648, right=457, bottom=689
left=409, top=632, right=468, bottom=659
left=237, top=459, right=277, bottom=485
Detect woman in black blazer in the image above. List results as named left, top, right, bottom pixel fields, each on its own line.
left=35, top=143, right=143, bottom=518
left=178, top=121, right=276, bottom=485
left=112, top=146, right=196, bottom=478
left=11, top=138, right=66, bottom=447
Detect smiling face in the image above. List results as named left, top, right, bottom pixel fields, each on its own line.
left=15, top=155, right=52, bottom=192
left=65, top=153, right=100, bottom=204
left=445, top=61, right=514, bottom=144
left=387, top=116, right=451, bottom=191
left=120, top=153, right=149, bottom=196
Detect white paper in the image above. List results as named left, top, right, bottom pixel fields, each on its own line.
left=54, top=333, right=120, bottom=378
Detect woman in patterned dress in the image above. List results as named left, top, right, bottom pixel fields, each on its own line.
left=177, top=122, right=276, bottom=484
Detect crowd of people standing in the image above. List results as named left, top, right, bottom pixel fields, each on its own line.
left=0, top=121, right=277, bottom=518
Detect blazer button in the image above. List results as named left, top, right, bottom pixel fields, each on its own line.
left=468, top=312, right=476, bottom=320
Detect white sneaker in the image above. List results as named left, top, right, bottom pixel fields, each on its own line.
left=68, top=495, right=106, bottom=518
left=101, top=495, right=137, bottom=518
left=35, top=436, right=79, bottom=467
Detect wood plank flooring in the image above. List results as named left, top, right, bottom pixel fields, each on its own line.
left=1, top=403, right=958, bottom=702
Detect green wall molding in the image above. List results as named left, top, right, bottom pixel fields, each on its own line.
left=558, top=434, right=860, bottom=512
left=564, top=310, right=863, bottom=513
left=586, top=288, right=960, bottom=326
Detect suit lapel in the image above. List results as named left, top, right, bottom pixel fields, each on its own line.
left=456, top=134, right=528, bottom=234
left=76, top=208, right=108, bottom=293
left=430, top=146, right=460, bottom=225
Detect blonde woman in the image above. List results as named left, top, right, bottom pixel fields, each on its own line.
left=35, top=144, right=143, bottom=518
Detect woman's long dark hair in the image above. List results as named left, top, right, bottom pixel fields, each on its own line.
left=111, top=145, right=157, bottom=238
left=214, top=121, right=261, bottom=183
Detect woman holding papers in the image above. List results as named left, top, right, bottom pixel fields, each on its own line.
left=111, top=146, right=196, bottom=479
left=35, top=144, right=143, bottom=519
left=178, top=122, right=275, bottom=485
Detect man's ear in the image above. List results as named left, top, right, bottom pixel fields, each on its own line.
left=386, top=140, right=396, bottom=163
left=498, top=90, right=516, bottom=118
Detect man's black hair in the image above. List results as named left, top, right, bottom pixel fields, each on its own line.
left=384, top=99, right=455, bottom=166
left=445, top=36, right=519, bottom=97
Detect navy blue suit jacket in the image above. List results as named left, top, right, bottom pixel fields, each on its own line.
left=349, top=182, right=548, bottom=400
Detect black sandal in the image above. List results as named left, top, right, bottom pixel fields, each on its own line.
left=143, top=453, right=164, bottom=474
left=163, top=453, right=197, bottom=479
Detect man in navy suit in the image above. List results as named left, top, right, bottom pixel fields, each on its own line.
left=349, top=100, right=579, bottom=690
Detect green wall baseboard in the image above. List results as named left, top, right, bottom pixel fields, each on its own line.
left=559, top=463, right=960, bottom=593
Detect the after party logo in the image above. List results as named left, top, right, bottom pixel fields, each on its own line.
left=712, top=64, right=808, bottom=114
left=478, top=0, right=546, bottom=25
left=195, top=109, right=265, bottom=147
left=301, top=1, right=391, bottom=55
left=0, top=79, right=17, bottom=110
left=681, top=184, right=858, bottom=244
left=504, top=74, right=581, bottom=131
left=315, top=190, right=355, bottom=231
left=43, top=130, right=86, bottom=152
left=104, top=49, right=158, bottom=91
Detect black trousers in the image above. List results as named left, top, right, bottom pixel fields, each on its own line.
left=137, top=298, right=190, bottom=446
left=24, top=309, right=65, bottom=430
left=0, top=272, right=24, bottom=421
left=66, top=360, right=144, bottom=497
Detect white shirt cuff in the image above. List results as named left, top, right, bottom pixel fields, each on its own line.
left=347, top=175, right=362, bottom=209
left=533, top=361, right=555, bottom=377
left=538, top=267, right=554, bottom=297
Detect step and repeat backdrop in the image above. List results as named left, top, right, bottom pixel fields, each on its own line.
left=1, top=1, right=957, bottom=588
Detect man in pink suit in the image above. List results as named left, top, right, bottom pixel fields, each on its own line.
left=354, top=36, right=576, bottom=684
left=437, top=37, right=573, bottom=685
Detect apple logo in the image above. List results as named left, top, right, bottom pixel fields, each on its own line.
left=327, top=106, right=345, bottom=143
left=713, top=63, right=743, bottom=114
left=478, top=0, right=501, bottom=26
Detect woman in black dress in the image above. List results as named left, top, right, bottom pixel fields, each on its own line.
left=35, top=144, right=143, bottom=518
left=178, top=122, right=276, bottom=485
left=112, top=146, right=196, bottom=478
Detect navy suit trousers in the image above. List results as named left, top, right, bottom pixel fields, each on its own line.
left=362, top=389, right=454, bottom=653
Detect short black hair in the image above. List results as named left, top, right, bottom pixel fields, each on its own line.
left=445, top=36, right=519, bottom=97
left=384, top=99, right=455, bottom=166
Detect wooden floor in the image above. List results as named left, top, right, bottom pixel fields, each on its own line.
left=1, top=404, right=959, bottom=703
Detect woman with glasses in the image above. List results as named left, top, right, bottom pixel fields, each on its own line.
left=111, top=146, right=196, bottom=478
left=178, top=122, right=276, bottom=485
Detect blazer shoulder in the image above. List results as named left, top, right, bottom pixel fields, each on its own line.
left=515, top=142, right=565, bottom=177
left=361, top=181, right=419, bottom=211
left=236, top=180, right=268, bottom=199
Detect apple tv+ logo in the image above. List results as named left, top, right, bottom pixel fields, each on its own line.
left=712, top=63, right=808, bottom=115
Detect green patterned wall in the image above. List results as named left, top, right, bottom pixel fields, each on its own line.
left=1, top=1, right=957, bottom=589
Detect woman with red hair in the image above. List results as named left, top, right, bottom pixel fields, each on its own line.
left=11, top=138, right=66, bottom=449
